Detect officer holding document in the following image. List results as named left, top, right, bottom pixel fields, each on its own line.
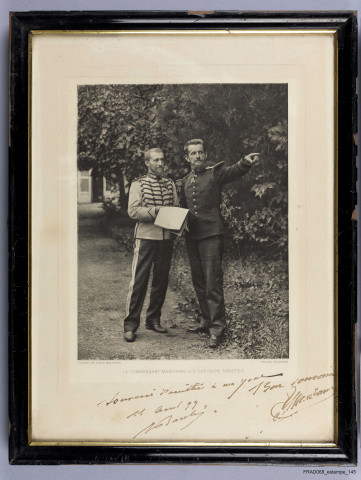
left=180, top=139, right=259, bottom=348
left=123, top=148, right=179, bottom=342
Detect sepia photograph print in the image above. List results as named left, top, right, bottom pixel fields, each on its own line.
left=77, top=83, right=288, bottom=360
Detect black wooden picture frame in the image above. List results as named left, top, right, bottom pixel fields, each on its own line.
left=9, top=11, right=357, bottom=465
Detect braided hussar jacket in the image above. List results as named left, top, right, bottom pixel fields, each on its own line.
left=128, top=173, right=178, bottom=240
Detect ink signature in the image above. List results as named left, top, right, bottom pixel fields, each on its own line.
left=96, top=371, right=335, bottom=438
left=270, top=385, right=334, bottom=421
left=133, top=409, right=206, bottom=439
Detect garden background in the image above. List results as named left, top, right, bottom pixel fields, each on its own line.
left=77, top=83, right=289, bottom=358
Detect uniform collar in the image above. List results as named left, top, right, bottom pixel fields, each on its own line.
left=191, top=166, right=206, bottom=175
left=147, top=172, right=163, bottom=180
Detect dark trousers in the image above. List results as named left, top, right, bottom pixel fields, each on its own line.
left=124, top=239, right=173, bottom=333
left=186, top=235, right=226, bottom=337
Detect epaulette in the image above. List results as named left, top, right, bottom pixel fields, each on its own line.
left=132, top=175, right=147, bottom=182
left=181, top=171, right=192, bottom=181
left=206, top=161, right=224, bottom=170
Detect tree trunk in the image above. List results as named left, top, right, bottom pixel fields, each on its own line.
left=118, top=175, right=128, bottom=212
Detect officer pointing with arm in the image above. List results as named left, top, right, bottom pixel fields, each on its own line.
left=180, top=138, right=258, bottom=348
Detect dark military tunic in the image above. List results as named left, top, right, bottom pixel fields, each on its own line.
left=181, top=159, right=251, bottom=337
left=182, top=160, right=251, bottom=239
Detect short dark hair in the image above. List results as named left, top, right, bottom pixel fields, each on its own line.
left=144, top=147, right=163, bottom=162
left=184, top=139, right=205, bottom=154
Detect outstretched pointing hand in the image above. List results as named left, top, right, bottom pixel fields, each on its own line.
left=243, top=152, right=260, bottom=166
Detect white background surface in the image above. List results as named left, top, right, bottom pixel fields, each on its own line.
left=2, top=1, right=360, bottom=479
left=30, top=31, right=335, bottom=444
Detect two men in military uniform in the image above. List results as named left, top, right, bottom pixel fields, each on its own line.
left=123, top=141, right=258, bottom=347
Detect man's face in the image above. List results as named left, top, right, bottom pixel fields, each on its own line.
left=145, top=151, right=165, bottom=177
left=185, top=143, right=207, bottom=171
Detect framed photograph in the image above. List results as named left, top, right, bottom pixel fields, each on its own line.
left=9, top=11, right=357, bottom=464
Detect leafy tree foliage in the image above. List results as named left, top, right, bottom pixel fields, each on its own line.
left=78, top=84, right=287, bottom=250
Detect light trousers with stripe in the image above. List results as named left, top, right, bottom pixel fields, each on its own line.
left=124, top=239, right=174, bottom=332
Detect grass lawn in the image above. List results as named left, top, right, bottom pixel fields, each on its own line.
left=107, top=212, right=289, bottom=359
left=169, top=237, right=289, bottom=359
